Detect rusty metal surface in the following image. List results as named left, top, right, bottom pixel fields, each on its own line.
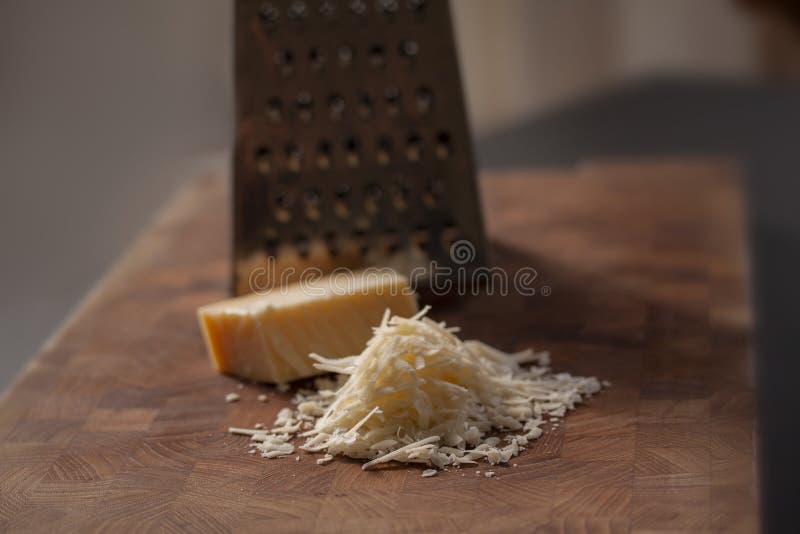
left=233, top=0, right=485, bottom=294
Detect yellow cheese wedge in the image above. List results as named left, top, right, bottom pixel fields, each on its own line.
left=198, top=270, right=418, bottom=384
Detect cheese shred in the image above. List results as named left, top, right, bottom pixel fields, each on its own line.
left=230, top=306, right=603, bottom=470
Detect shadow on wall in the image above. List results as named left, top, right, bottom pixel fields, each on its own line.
left=452, top=0, right=758, bottom=136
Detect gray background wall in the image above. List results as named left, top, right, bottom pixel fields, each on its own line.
left=0, top=0, right=232, bottom=388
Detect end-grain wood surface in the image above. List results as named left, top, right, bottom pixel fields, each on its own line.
left=0, top=161, right=757, bottom=532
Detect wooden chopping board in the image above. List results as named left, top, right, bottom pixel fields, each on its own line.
left=0, top=160, right=757, bottom=532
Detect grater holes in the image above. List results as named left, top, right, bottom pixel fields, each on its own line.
left=376, top=137, right=393, bottom=166
left=255, top=147, right=272, bottom=175
left=376, top=0, right=400, bottom=14
left=303, top=187, right=320, bottom=204
left=303, top=187, right=321, bottom=221
left=352, top=229, right=370, bottom=255
left=365, top=182, right=383, bottom=198
left=348, top=0, right=367, bottom=16
left=334, top=201, right=350, bottom=219
left=316, top=140, right=332, bottom=170
left=309, top=47, right=326, bottom=71
left=354, top=215, right=371, bottom=231
left=274, top=49, right=294, bottom=77
left=428, top=177, right=445, bottom=196
left=407, top=0, right=425, bottom=12
left=335, top=183, right=352, bottom=199
left=274, top=189, right=293, bottom=208
left=435, top=131, right=451, bottom=159
left=273, top=189, right=294, bottom=223
left=375, top=0, right=400, bottom=16
left=423, top=177, right=444, bottom=209
left=357, top=92, right=373, bottom=119
left=412, top=224, right=431, bottom=250
left=258, top=2, right=280, bottom=23
left=274, top=49, right=293, bottom=64
left=415, top=86, right=433, bottom=115
left=399, top=40, right=419, bottom=59
left=363, top=182, right=383, bottom=215
left=369, top=44, right=387, bottom=68
left=334, top=183, right=351, bottom=219
left=337, top=44, right=354, bottom=66
left=318, top=1, right=335, bottom=17
left=293, top=234, right=310, bottom=258
left=323, top=231, right=339, bottom=257
left=405, top=133, right=421, bottom=162
left=285, top=142, right=303, bottom=173
left=328, top=93, right=345, bottom=120
left=382, top=228, right=400, bottom=255
left=265, top=97, right=283, bottom=124
left=264, top=227, right=279, bottom=255
left=345, top=137, right=360, bottom=168
left=384, top=86, right=401, bottom=117
left=389, top=178, right=409, bottom=211
left=264, top=234, right=280, bottom=256
left=287, top=1, right=309, bottom=20
left=296, top=91, right=313, bottom=123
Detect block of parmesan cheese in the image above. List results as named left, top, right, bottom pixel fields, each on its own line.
left=197, top=270, right=418, bottom=384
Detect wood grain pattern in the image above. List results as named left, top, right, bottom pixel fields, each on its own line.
left=0, top=161, right=757, bottom=532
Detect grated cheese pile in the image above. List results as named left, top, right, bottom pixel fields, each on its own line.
left=230, top=306, right=603, bottom=471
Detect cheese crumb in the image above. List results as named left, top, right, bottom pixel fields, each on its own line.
left=484, top=471, right=496, bottom=478
left=225, top=392, right=240, bottom=403
left=421, top=469, right=438, bottom=478
left=229, top=306, right=605, bottom=471
left=257, top=394, right=268, bottom=402
left=295, top=455, right=300, bottom=461
left=316, top=453, right=334, bottom=465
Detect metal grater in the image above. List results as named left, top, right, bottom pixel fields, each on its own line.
left=232, top=0, right=486, bottom=295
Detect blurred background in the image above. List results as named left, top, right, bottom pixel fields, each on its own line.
left=3, top=0, right=800, bottom=528
left=1, top=0, right=799, bottom=386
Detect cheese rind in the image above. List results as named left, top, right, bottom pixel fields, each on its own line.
left=198, top=270, right=418, bottom=383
